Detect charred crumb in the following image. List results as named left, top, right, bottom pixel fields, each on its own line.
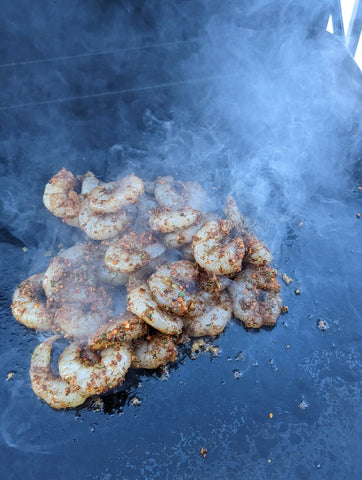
left=317, top=319, right=329, bottom=331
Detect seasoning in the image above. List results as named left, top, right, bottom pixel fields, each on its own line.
left=200, top=447, right=208, bottom=458
left=282, top=273, right=292, bottom=285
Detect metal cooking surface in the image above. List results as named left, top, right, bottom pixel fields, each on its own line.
left=0, top=1, right=361, bottom=479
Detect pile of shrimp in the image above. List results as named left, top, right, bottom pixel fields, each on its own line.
left=11, top=168, right=282, bottom=409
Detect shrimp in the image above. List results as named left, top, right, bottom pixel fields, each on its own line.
left=42, top=244, right=98, bottom=305
left=11, top=273, right=53, bottom=331
left=79, top=200, right=132, bottom=240
left=93, top=242, right=129, bottom=285
left=30, top=337, right=88, bottom=409
left=104, top=232, right=166, bottom=273
left=163, top=219, right=205, bottom=249
left=131, top=333, right=178, bottom=369
left=147, top=260, right=199, bottom=315
left=88, top=174, right=144, bottom=214
left=154, top=176, right=207, bottom=210
left=80, top=171, right=100, bottom=195
left=43, top=168, right=81, bottom=226
left=53, top=293, right=111, bottom=342
left=225, top=196, right=272, bottom=266
left=89, top=312, right=148, bottom=351
left=184, top=290, right=232, bottom=337
left=127, top=284, right=183, bottom=335
left=149, top=207, right=202, bottom=233
left=58, top=342, right=131, bottom=396
left=229, top=266, right=282, bottom=328
left=192, top=219, right=245, bottom=275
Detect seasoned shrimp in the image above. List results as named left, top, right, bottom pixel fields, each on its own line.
left=42, top=245, right=98, bottom=305
left=80, top=171, right=100, bottom=195
left=131, top=333, right=178, bottom=369
left=225, top=196, right=272, bottom=266
left=88, top=174, right=144, bottom=214
left=184, top=290, right=232, bottom=337
left=58, top=342, right=131, bottom=395
left=93, top=242, right=129, bottom=286
left=163, top=219, right=205, bottom=249
left=53, top=293, right=111, bottom=342
left=229, top=266, right=282, bottom=328
left=192, top=220, right=245, bottom=275
left=43, top=168, right=81, bottom=226
left=104, top=232, right=166, bottom=273
left=127, top=284, right=183, bottom=335
left=79, top=200, right=132, bottom=240
left=147, top=260, right=199, bottom=315
left=30, top=337, right=88, bottom=409
left=150, top=207, right=201, bottom=233
left=154, top=176, right=207, bottom=210
left=11, top=273, right=53, bottom=331
left=89, top=312, right=148, bottom=351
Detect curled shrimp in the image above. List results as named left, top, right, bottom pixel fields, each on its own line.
left=58, top=342, right=131, bottom=396
left=147, top=260, right=199, bottom=315
left=154, top=176, right=207, bottom=210
left=89, top=312, right=148, bottom=351
left=225, top=196, right=272, bottom=266
left=131, top=333, right=178, bottom=369
left=127, top=283, right=183, bottom=335
left=184, top=290, right=232, bottom=337
left=93, top=242, right=129, bottom=286
left=53, top=294, right=111, bottom=342
left=229, top=266, right=282, bottom=328
left=149, top=207, right=202, bottom=233
left=30, top=337, right=88, bottom=409
left=192, top=219, right=245, bottom=275
left=88, top=174, right=144, bottom=214
left=79, top=200, right=132, bottom=240
left=11, top=273, right=53, bottom=331
left=43, top=168, right=81, bottom=227
left=104, top=232, right=166, bottom=273
left=42, top=244, right=98, bottom=304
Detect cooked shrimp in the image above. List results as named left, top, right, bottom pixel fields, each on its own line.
left=92, top=242, right=129, bottom=286
left=126, top=255, right=167, bottom=292
left=147, top=260, right=199, bottom=315
left=43, top=168, right=81, bottom=226
left=79, top=200, right=131, bottom=240
left=88, top=174, right=144, bottom=214
left=150, top=207, right=202, bottom=233
left=192, top=219, right=245, bottom=275
left=58, top=342, right=131, bottom=396
left=154, top=176, right=207, bottom=210
left=80, top=171, right=100, bottom=195
left=184, top=290, right=232, bottom=337
left=243, top=236, right=273, bottom=266
left=30, top=337, right=88, bottom=409
left=229, top=266, right=282, bottom=328
left=42, top=249, right=98, bottom=305
left=53, top=293, right=111, bottom=342
left=163, top=219, right=205, bottom=249
left=104, top=232, right=166, bottom=273
left=11, top=273, right=53, bottom=331
left=131, top=333, right=178, bottom=369
left=225, top=196, right=272, bottom=266
left=89, top=312, right=148, bottom=351
left=127, top=284, right=183, bottom=335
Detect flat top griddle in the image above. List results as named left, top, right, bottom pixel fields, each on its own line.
left=0, top=1, right=361, bottom=479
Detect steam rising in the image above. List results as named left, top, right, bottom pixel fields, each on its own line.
left=0, top=0, right=361, bottom=463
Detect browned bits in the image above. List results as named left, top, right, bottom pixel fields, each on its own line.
left=200, top=447, right=208, bottom=458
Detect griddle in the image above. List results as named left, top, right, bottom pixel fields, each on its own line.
left=0, top=1, right=361, bottom=479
